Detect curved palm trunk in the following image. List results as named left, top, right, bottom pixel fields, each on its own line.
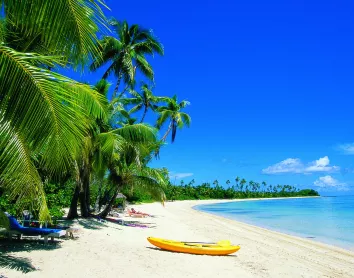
left=67, top=184, right=80, bottom=219
left=97, top=187, right=120, bottom=218
left=112, top=73, right=122, bottom=99
left=117, top=83, right=130, bottom=99
left=140, top=106, right=148, bottom=123
left=97, top=170, right=122, bottom=218
left=161, top=122, right=172, bottom=141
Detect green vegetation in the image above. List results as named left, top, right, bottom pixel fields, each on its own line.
left=165, top=179, right=319, bottom=201
left=124, top=178, right=319, bottom=203
left=0, top=0, right=191, bottom=225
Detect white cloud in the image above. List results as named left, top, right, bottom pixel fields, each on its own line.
left=314, top=175, right=346, bottom=188
left=262, top=156, right=339, bottom=175
left=262, top=158, right=303, bottom=174
left=338, top=143, right=354, bottom=155
left=305, top=156, right=340, bottom=172
left=169, top=172, right=193, bottom=179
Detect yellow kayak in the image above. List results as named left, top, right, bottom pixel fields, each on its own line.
left=147, top=237, right=240, bottom=256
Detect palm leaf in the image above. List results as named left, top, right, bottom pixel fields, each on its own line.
left=180, top=112, right=191, bottom=127
left=156, top=110, right=172, bottom=129
left=0, top=46, right=107, bottom=174
left=0, top=119, right=50, bottom=221
left=112, top=124, right=158, bottom=143
left=3, top=0, right=109, bottom=67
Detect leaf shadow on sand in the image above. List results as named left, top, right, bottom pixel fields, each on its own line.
left=104, top=218, right=157, bottom=229
left=0, top=237, right=62, bottom=273
left=75, top=218, right=109, bottom=230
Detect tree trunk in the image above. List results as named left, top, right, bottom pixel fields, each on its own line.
left=94, top=181, right=102, bottom=212
left=97, top=187, right=119, bottom=218
left=67, top=185, right=80, bottom=219
left=97, top=170, right=122, bottom=219
left=161, top=122, right=172, bottom=141
left=117, top=84, right=130, bottom=99
left=140, top=106, right=148, bottom=123
left=112, top=73, right=122, bottom=99
left=79, top=164, right=90, bottom=218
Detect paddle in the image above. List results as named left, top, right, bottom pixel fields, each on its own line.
left=182, top=240, right=231, bottom=246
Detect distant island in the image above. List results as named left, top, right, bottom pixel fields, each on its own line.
left=124, top=177, right=319, bottom=203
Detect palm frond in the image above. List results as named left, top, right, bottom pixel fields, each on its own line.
left=3, top=0, right=109, bottom=66
left=113, top=124, right=158, bottom=143
left=0, top=119, right=50, bottom=221
left=132, top=167, right=167, bottom=202
left=90, top=36, right=122, bottom=72
left=94, top=79, right=111, bottom=97
left=0, top=46, right=107, bottom=174
left=128, top=103, right=144, bottom=114
left=135, top=54, right=154, bottom=80
left=179, top=112, right=191, bottom=127
left=156, top=110, right=172, bottom=129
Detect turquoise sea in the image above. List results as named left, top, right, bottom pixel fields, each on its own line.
left=195, top=196, right=354, bottom=250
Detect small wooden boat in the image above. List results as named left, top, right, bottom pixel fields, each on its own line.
left=147, top=237, right=240, bottom=255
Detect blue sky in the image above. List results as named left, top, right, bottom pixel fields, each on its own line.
left=63, top=0, right=354, bottom=195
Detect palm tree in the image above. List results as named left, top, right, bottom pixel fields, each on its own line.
left=0, top=47, right=107, bottom=221
left=97, top=136, right=167, bottom=218
left=156, top=95, right=191, bottom=143
left=90, top=19, right=164, bottom=99
left=123, top=83, right=167, bottom=123
left=0, top=0, right=108, bottom=221
left=67, top=79, right=160, bottom=219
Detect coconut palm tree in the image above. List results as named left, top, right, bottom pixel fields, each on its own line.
left=156, top=95, right=191, bottom=143
left=97, top=136, right=167, bottom=218
left=90, top=19, right=164, bottom=99
left=123, top=83, right=167, bottom=123
left=0, top=0, right=108, bottom=221
left=67, top=79, right=161, bottom=218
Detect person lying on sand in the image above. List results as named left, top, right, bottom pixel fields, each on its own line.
left=127, top=208, right=151, bottom=217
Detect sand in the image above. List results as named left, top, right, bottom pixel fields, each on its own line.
left=1, top=199, right=354, bottom=278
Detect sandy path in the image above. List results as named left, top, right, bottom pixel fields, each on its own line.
left=1, top=199, right=354, bottom=278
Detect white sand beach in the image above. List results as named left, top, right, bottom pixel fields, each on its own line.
left=1, top=199, right=354, bottom=278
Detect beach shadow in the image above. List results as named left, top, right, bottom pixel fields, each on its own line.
left=0, top=238, right=62, bottom=252
left=76, top=218, right=108, bottom=230
left=0, top=237, right=63, bottom=274
left=104, top=218, right=156, bottom=229
left=0, top=254, right=36, bottom=273
left=145, top=246, right=238, bottom=257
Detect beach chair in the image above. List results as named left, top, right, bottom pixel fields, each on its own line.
left=3, top=214, right=66, bottom=243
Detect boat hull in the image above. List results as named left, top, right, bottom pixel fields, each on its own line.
left=147, top=237, right=240, bottom=256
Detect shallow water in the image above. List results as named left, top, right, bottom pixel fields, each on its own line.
left=195, top=196, right=354, bottom=250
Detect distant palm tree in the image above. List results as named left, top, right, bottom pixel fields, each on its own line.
left=156, top=95, right=191, bottom=143
left=90, top=19, right=164, bottom=98
left=123, top=83, right=167, bottom=123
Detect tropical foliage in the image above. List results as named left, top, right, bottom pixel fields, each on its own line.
left=0, top=0, right=108, bottom=222
left=0, top=0, right=191, bottom=229
left=156, top=95, right=191, bottom=142
left=90, top=19, right=164, bottom=98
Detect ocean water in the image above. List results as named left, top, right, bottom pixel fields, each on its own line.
left=195, top=196, right=354, bottom=250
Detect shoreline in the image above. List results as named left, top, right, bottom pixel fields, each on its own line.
left=190, top=197, right=353, bottom=252
left=1, top=199, right=354, bottom=278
